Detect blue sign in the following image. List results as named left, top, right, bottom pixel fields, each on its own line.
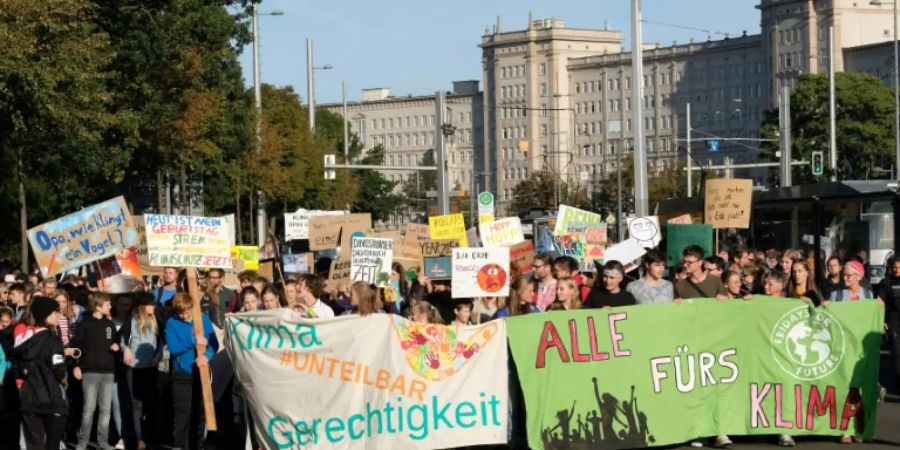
left=707, top=139, right=721, bottom=153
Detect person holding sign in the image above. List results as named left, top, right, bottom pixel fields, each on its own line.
left=674, top=246, right=725, bottom=300
left=165, top=293, right=218, bottom=450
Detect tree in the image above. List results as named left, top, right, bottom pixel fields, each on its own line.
left=759, top=72, right=894, bottom=184
left=595, top=157, right=687, bottom=215
left=350, top=145, right=402, bottom=222
left=511, top=171, right=561, bottom=213
left=400, top=150, right=437, bottom=211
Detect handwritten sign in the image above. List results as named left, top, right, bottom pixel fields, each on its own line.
left=283, top=253, right=314, bottom=274
left=510, top=241, right=535, bottom=275
left=554, top=205, right=604, bottom=236
left=325, top=259, right=352, bottom=292
left=231, top=246, right=259, bottom=271
left=284, top=209, right=345, bottom=241
left=666, top=223, right=714, bottom=267
left=27, top=197, right=139, bottom=277
left=627, top=216, right=661, bottom=248
left=420, top=239, right=459, bottom=280
left=585, top=226, right=607, bottom=245
left=144, top=214, right=231, bottom=268
left=350, top=237, right=393, bottom=287
left=602, top=239, right=646, bottom=273
left=705, top=178, right=753, bottom=229
left=401, top=223, right=430, bottom=259
left=308, top=213, right=372, bottom=252
left=429, top=213, right=468, bottom=247
left=479, top=217, right=525, bottom=247
left=452, top=248, right=510, bottom=298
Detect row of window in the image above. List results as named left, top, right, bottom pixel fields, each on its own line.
left=501, top=126, right=527, bottom=140
left=372, top=115, right=435, bottom=130
left=383, top=151, right=474, bottom=168
left=499, top=63, right=549, bottom=79
left=500, top=84, right=526, bottom=99
left=371, top=128, right=475, bottom=149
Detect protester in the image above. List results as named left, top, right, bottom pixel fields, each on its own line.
left=495, top=276, right=538, bottom=317
left=153, top=267, right=179, bottom=306
left=296, top=274, right=334, bottom=319
left=55, top=289, right=76, bottom=346
left=206, top=268, right=238, bottom=313
left=822, top=256, right=844, bottom=299
left=672, top=262, right=688, bottom=282
left=451, top=299, right=474, bottom=326
left=9, top=283, right=27, bottom=320
left=720, top=271, right=751, bottom=300
left=878, top=257, right=900, bottom=402
left=675, top=246, right=725, bottom=299
left=627, top=250, right=674, bottom=304
left=787, top=260, right=823, bottom=306
left=765, top=249, right=780, bottom=271
left=472, top=297, right=499, bottom=324
left=13, top=296, right=68, bottom=450
left=780, top=250, right=801, bottom=275
left=41, top=278, right=58, bottom=297
left=828, top=261, right=873, bottom=302
left=348, top=282, right=382, bottom=316
left=110, top=296, right=133, bottom=450
left=532, top=253, right=557, bottom=311
left=584, top=261, right=636, bottom=308
left=553, top=256, right=590, bottom=301
left=121, top=293, right=162, bottom=450
left=238, top=286, right=260, bottom=312
left=763, top=271, right=787, bottom=298
left=284, top=278, right=299, bottom=310
left=71, top=293, right=121, bottom=450
left=411, top=301, right=442, bottom=324
left=237, top=271, right=256, bottom=290
left=704, top=256, right=726, bottom=279
left=728, top=245, right=750, bottom=273
left=548, top=277, right=582, bottom=311
left=252, top=277, right=269, bottom=296
left=390, top=262, right=409, bottom=314
left=260, top=286, right=284, bottom=310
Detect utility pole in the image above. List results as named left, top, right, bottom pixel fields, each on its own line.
left=631, top=0, right=649, bottom=217
left=617, top=147, right=623, bottom=241
left=686, top=102, right=692, bottom=197
left=307, top=38, right=315, bottom=131
left=342, top=80, right=349, bottom=161
left=435, top=91, right=450, bottom=215
left=828, top=25, right=837, bottom=181
left=779, top=85, right=793, bottom=187
left=251, top=4, right=266, bottom=246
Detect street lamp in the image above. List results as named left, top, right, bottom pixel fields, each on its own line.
left=251, top=5, right=284, bottom=246
left=306, top=38, right=333, bottom=131
left=871, top=0, right=900, bottom=181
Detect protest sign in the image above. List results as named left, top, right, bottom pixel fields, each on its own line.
left=479, top=217, right=525, bottom=247
left=506, top=299, right=882, bottom=450
left=705, top=178, right=753, bottom=229
left=28, top=197, right=139, bottom=277
left=308, top=213, right=372, bottom=252
left=401, top=223, right=430, bottom=259
left=666, top=223, right=714, bottom=266
left=627, top=216, right=661, bottom=248
left=667, top=214, right=693, bottom=225
left=602, top=239, right=646, bottom=272
left=419, top=239, right=458, bottom=280
left=326, top=259, right=352, bottom=291
left=394, top=257, right=420, bottom=281
left=582, top=244, right=605, bottom=273
left=131, top=216, right=163, bottom=277
left=285, top=209, right=345, bottom=241
left=554, top=229, right=586, bottom=262
left=231, top=246, right=259, bottom=271
left=350, top=237, right=393, bottom=287
left=510, top=241, right=535, bottom=275
left=283, top=253, right=314, bottom=274
left=452, top=248, right=510, bottom=298
left=96, top=247, right=142, bottom=281
left=144, top=214, right=231, bottom=268
left=429, top=213, right=468, bottom=247
left=226, top=312, right=509, bottom=450
left=554, top=205, right=604, bottom=236
left=585, top=226, right=607, bottom=245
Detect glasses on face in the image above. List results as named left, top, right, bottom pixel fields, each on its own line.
left=532, top=264, right=546, bottom=269
left=683, top=258, right=700, bottom=265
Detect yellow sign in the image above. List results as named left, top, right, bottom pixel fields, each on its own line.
left=231, top=246, right=259, bottom=271
left=479, top=214, right=495, bottom=224
left=428, top=213, right=468, bottom=247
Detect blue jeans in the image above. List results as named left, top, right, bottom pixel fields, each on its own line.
left=77, top=372, right=114, bottom=450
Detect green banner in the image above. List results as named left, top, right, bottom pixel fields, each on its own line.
left=506, top=298, right=883, bottom=450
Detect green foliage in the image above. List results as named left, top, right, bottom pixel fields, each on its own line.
left=350, top=145, right=402, bottom=222
left=759, top=72, right=895, bottom=184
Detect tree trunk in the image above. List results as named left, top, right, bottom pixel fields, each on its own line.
left=248, top=190, right=255, bottom=246
left=235, top=179, right=243, bottom=245
left=156, top=168, right=164, bottom=213
left=18, top=148, right=28, bottom=273
left=180, top=167, right=189, bottom=214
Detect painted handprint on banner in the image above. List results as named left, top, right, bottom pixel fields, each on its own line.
left=391, top=315, right=497, bottom=381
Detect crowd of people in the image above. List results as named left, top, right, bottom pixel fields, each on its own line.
left=0, top=241, right=894, bottom=449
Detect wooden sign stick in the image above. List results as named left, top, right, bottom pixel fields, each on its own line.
left=186, top=268, right=218, bottom=431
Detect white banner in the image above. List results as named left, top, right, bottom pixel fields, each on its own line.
left=452, top=247, right=510, bottom=298
left=478, top=217, right=524, bottom=247
left=285, top=209, right=345, bottom=241
left=626, top=216, right=661, bottom=248
left=144, top=214, right=231, bottom=268
left=226, top=312, right=509, bottom=450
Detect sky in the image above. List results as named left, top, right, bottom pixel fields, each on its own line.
left=239, top=0, right=762, bottom=105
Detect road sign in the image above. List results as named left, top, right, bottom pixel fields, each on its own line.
left=706, top=139, right=721, bottom=153
left=478, top=191, right=495, bottom=223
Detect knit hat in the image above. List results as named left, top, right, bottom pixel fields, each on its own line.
left=30, top=296, right=58, bottom=325
left=846, top=261, right=865, bottom=277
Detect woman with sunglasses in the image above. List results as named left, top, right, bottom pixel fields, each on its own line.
left=584, top=260, right=636, bottom=309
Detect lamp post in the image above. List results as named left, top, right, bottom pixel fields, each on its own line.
left=306, top=38, right=333, bottom=131
left=251, top=5, right=283, bottom=246
left=872, top=0, right=900, bottom=181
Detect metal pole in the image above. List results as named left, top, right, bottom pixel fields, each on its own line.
left=307, top=38, right=315, bottom=131
left=617, top=147, right=623, bottom=241
left=252, top=5, right=266, bottom=246
left=342, top=80, right=349, bottom=161
left=435, top=91, right=450, bottom=215
left=631, top=0, right=649, bottom=217
left=828, top=26, right=838, bottom=181
left=894, top=0, right=900, bottom=181
left=780, top=85, right=793, bottom=187
left=686, top=102, right=692, bottom=197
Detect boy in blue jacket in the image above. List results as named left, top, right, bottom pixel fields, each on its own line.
left=165, top=292, right=218, bottom=450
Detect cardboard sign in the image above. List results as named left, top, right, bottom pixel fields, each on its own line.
left=602, top=239, right=647, bottom=272
left=326, top=259, right=353, bottom=292
left=393, top=257, right=420, bottom=282
left=510, top=241, right=535, bottom=275
left=585, top=226, right=607, bottom=245
left=258, top=260, right=275, bottom=282
left=704, top=178, right=753, bottom=229
left=283, top=253, right=314, bottom=274
left=452, top=248, right=510, bottom=298
left=627, top=216, right=661, bottom=248
left=401, top=223, right=430, bottom=259
left=144, top=214, right=231, bottom=268
left=554, top=205, right=604, bottom=236
left=231, top=246, right=259, bottom=271
left=582, top=243, right=605, bottom=273
left=284, top=209, right=345, bottom=241
left=666, top=223, right=714, bottom=267
left=420, top=239, right=459, bottom=280
left=667, top=214, right=693, bottom=225
left=28, top=196, right=139, bottom=277
left=479, top=217, right=525, bottom=247
left=429, top=213, right=468, bottom=247
left=308, top=213, right=372, bottom=252
left=350, top=237, right=393, bottom=287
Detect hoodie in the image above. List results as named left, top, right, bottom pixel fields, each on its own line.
left=165, top=313, right=217, bottom=376
left=12, top=328, right=67, bottom=415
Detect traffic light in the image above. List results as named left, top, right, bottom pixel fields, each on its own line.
left=811, top=151, right=824, bottom=177
left=324, top=154, right=336, bottom=180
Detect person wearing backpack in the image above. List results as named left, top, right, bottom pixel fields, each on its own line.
left=13, top=296, right=69, bottom=450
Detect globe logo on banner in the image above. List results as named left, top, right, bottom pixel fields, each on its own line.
left=770, top=307, right=845, bottom=380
